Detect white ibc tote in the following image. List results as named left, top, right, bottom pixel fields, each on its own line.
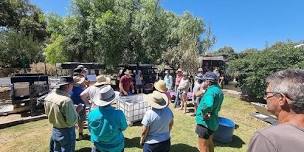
left=116, top=94, right=150, bottom=126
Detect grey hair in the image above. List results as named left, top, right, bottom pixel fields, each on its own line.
left=266, top=69, right=304, bottom=113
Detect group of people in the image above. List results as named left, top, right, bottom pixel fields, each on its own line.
left=44, top=64, right=304, bottom=152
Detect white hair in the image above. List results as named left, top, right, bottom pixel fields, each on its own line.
left=266, top=69, right=304, bottom=113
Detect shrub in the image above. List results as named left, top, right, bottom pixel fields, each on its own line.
left=229, top=42, right=304, bottom=102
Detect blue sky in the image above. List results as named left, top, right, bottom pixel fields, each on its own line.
left=31, top=0, right=304, bottom=52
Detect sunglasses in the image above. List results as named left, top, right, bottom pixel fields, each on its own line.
left=264, top=92, right=292, bottom=101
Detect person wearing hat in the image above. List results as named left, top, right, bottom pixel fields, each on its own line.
left=164, top=70, right=173, bottom=91
left=177, top=72, right=191, bottom=113
left=140, top=91, right=174, bottom=152
left=174, top=69, right=183, bottom=108
left=195, top=72, right=224, bottom=152
left=80, top=75, right=111, bottom=108
left=154, top=80, right=172, bottom=104
left=70, top=76, right=87, bottom=140
left=44, top=76, right=80, bottom=152
left=191, top=73, right=206, bottom=116
left=88, top=85, right=128, bottom=152
left=119, top=69, right=135, bottom=96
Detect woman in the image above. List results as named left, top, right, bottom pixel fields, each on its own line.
left=177, top=72, right=190, bottom=113
left=154, top=80, right=172, bottom=104
left=88, top=85, right=128, bottom=152
left=141, top=91, right=174, bottom=152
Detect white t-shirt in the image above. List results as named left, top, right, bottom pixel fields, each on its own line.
left=82, top=85, right=100, bottom=101
left=135, top=71, right=143, bottom=85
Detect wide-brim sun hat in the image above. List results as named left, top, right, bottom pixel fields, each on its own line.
left=94, top=75, right=111, bottom=86
left=92, top=85, right=119, bottom=107
left=154, top=80, right=168, bottom=93
left=144, top=91, right=168, bottom=109
left=73, top=76, right=85, bottom=84
left=124, top=70, right=132, bottom=75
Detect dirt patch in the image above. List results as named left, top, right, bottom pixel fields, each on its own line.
left=0, top=114, right=22, bottom=124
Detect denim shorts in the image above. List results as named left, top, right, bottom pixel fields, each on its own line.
left=195, top=125, right=214, bottom=139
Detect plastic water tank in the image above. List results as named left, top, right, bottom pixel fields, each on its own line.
left=214, top=117, right=235, bottom=143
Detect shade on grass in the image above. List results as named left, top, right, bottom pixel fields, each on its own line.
left=0, top=95, right=268, bottom=152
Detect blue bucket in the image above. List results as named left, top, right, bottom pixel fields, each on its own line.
left=213, top=117, right=235, bottom=143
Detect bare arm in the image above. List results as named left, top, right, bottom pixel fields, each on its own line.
left=119, top=81, right=127, bottom=95
left=80, top=91, right=90, bottom=105
left=169, top=119, right=174, bottom=132
left=140, top=126, right=149, bottom=146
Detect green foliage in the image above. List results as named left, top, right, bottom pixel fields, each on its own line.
left=229, top=42, right=304, bottom=101
left=43, top=0, right=213, bottom=69
left=44, top=34, right=66, bottom=64
left=0, top=31, right=42, bottom=68
left=0, top=0, right=48, bottom=68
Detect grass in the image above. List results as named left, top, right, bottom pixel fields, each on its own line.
left=0, top=95, right=268, bottom=152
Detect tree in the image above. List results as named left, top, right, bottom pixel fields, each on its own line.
left=0, top=31, right=42, bottom=69
left=229, top=41, right=304, bottom=101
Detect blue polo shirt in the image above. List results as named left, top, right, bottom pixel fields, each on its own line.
left=70, top=85, right=84, bottom=105
left=88, top=106, right=128, bottom=152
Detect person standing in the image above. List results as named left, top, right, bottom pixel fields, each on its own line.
left=141, top=91, right=174, bottom=152
left=192, top=73, right=205, bottom=116
left=154, top=80, right=172, bottom=104
left=135, top=70, right=144, bottom=94
left=88, top=85, right=128, bottom=152
left=119, top=70, right=135, bottom=96
left=80, top=75, right=111, bottom=109
left=70, top=76, right=87, bottom=140
left=174, top=69, right=183, bottom=108
left=248, top=69, right=304, bottom=152
left=195, top=72, right=224, bottom=152
left=164, top=70, right=173, bottom=91
left=178, top=72, right=191, bottom=113
left=44, top=76, right=79, bottom=152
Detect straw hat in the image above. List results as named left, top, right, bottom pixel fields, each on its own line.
left=144, top=91, right=168, bottom=109
left=176, top=68, right=182, bottom=73
left=124, top=70, right=132, bottom=75
left=94, top=75, right=111, bottom=86
left=92, top=85, right=119, bottom=107
left=73, top=76, right=85, bottom=84
left=154, top=80, right=168, bottom=93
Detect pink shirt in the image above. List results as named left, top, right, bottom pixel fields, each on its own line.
left=175, top=75, right=183, bottom=86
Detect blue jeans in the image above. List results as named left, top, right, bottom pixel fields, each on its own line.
left=174, top=89, right=180, bottom=108
left=143, top=139, right=171, bottom=152
left=50, top=127, right=76, bottom=152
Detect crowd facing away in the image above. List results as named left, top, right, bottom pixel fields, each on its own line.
left=44, top=65, right=304, bottom=152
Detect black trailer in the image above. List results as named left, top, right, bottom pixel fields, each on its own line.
left=10, top=73, right=49, bottom=116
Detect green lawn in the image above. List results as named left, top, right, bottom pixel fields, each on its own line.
left=0, top=95, right=268, bottom=152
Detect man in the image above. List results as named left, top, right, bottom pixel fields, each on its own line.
left=164, top=70, right=173, bottom=91
left=195, top=72, right=224, bottom=152
left=44, top=76, right=79, bottom=152
left=248, top=69, right=304, bottom=152
left=80, top=75, right=111, bottom=108
left=174, top=69, right=183, bottom=108
left=70, top=76, right=86, bottom=140
left=119, top=69, right=135, bottom=96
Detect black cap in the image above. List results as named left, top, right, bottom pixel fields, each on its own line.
left=56, top=76, right=74, bottom=88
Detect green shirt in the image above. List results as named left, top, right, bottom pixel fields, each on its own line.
left=195, top=84, right=224, bottom=131
left=44, top=89, right=78, bottom=128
